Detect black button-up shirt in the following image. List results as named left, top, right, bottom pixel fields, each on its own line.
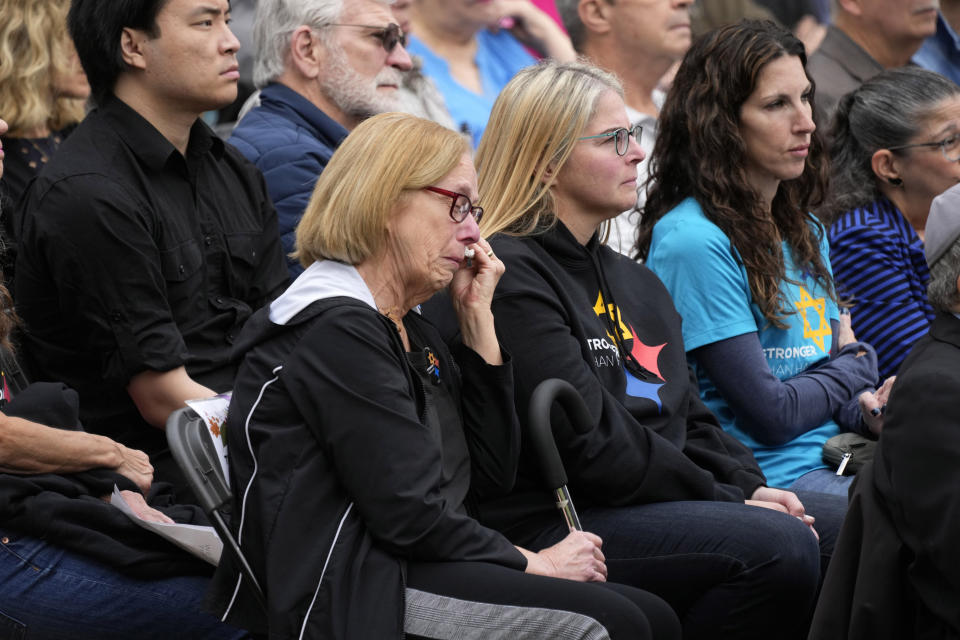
left=14, top=95, right=288, bottom=454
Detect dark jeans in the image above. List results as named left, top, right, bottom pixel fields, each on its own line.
left=518, top=497, right=843, bottom=640
left=0, top=529, right=248, bottom=640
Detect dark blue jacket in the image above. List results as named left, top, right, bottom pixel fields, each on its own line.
left=229, top=83, right=349, bottom=278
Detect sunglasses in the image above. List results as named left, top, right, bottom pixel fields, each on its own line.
left=326, top=23, right=407, bottom=52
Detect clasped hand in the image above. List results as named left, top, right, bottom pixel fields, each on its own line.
left=523, top=530, right=608, bottom=582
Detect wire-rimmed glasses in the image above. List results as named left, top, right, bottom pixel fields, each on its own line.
left=888, top=133, right=960, bottom=162
left=577, top=124, right=643, bottom=156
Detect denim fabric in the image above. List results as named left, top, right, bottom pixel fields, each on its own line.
left=790, top=468, right=853, bottom=497
left=0, top=530, right=248, bottom=640
left=519, top=499, right=826, bottom=640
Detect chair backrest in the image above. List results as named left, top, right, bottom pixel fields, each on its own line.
left=166, top=406, right=231, bottom=513
left=166, top=406, right=266, bottom=608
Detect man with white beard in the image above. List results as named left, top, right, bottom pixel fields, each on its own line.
left=230, top=0, right=412, bottom=277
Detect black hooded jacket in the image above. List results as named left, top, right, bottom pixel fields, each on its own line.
left=467, top=222, right=766, bottom=542
left=208, top=262, right=525, bottom=639
left=0, top=369, right=211, bottom=579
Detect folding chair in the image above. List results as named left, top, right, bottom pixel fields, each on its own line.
left=166, top=406, right=266, bottom=609
left=527, top=378, right=596, bottom=532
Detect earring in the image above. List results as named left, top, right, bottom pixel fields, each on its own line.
left=887, top=177, right=903, bottom=187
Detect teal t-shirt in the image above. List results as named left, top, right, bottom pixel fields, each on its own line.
left=646, top=197, right=839, bottom=488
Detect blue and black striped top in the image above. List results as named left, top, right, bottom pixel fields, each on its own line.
left=829, top=198, right=934, bottom=379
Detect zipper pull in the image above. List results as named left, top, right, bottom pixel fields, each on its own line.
left=836, top=452, right=852, bottom=476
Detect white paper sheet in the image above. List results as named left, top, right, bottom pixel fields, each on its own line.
left=186, top=392, right=232, bottom=488
left=111, top=486, right=223, bottom=566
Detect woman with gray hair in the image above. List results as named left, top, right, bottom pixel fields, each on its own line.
left=822, top=66, right=960, bottom=381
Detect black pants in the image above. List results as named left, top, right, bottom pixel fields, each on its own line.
left=404, top=561, right=680, bottom=640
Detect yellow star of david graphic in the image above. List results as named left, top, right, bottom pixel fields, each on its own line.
left=593, top=291, right=632, bottom=344
left=794, top=286, right=830, bottom=352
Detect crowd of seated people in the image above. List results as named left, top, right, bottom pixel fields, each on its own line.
left=427, top=56, right=830, bottom=640
left=211, top=110, right=680, bottom=640
left=1, top=0, right=959, bottom=637
left=0, top=113, right=248, bottom=638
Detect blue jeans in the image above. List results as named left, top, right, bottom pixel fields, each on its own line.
left=0, top=529, right=248, bottom=640
left=790, top=468, right=853, bottom=497
left=519, top=499, right=825, bottom=640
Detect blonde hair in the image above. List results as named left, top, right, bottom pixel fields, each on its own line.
left=476, top=59, right=622, bottom=238
left=0, top=0, right=86, bottom=136
left=295, top=112, right=469, bottom=266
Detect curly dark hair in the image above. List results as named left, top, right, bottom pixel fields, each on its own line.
left=0, top=280, right=18, bottom=352
left=636, top=19, right=832, bottom=329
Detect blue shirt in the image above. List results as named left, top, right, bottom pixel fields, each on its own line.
left=406, top=30, right=536, bottom=147
left=229, top=83, right=349, bottom=278
left=647, top=198, right=840, bottom=487
left=914, top=13, right=960, bottom=86
left=829, top=198, right=934, bottom=380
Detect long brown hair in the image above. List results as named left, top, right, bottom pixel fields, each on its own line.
left=637, top=19, right=831, bottom=328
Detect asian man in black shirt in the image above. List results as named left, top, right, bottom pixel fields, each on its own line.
left=13, top=0, right=288, bottom=494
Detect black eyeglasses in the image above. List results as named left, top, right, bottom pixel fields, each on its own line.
left=578, top=124, right=643, bottom=156
left=327, top=23, right=407, bottom=52
left=424, top=186, right=484, bottom=224
left=888, top=133, right=960, bottom=162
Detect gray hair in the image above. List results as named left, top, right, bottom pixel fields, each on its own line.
left=252, top=0, right=344, bottom=88
left=822, top=67, right=960, bottom=220
left=554, top=0, right=587, bottom=52
left=928, top=240, right=960, bottom=312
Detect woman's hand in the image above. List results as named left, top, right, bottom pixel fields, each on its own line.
left=837, top=311, right=857, bottom=349
left=520, top=531, right=607, bottom=582
left=449, top=237, right=504, bottom=314
left=859, top=375, right=896, bottom=435
left=449, top=238, right=505, bottom=364
left=114, top=444, right=154, bottom=493
left=747, top=486, right=819, bottom=540
left=113, top=489, right=174, bottom=524
left=493, top=0, right=577, bottom=62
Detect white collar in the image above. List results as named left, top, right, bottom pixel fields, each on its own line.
left=268, top=260, right=376, bottom=325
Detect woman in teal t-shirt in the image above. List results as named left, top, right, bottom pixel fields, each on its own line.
left=636, top=19, right=890, bottom=496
